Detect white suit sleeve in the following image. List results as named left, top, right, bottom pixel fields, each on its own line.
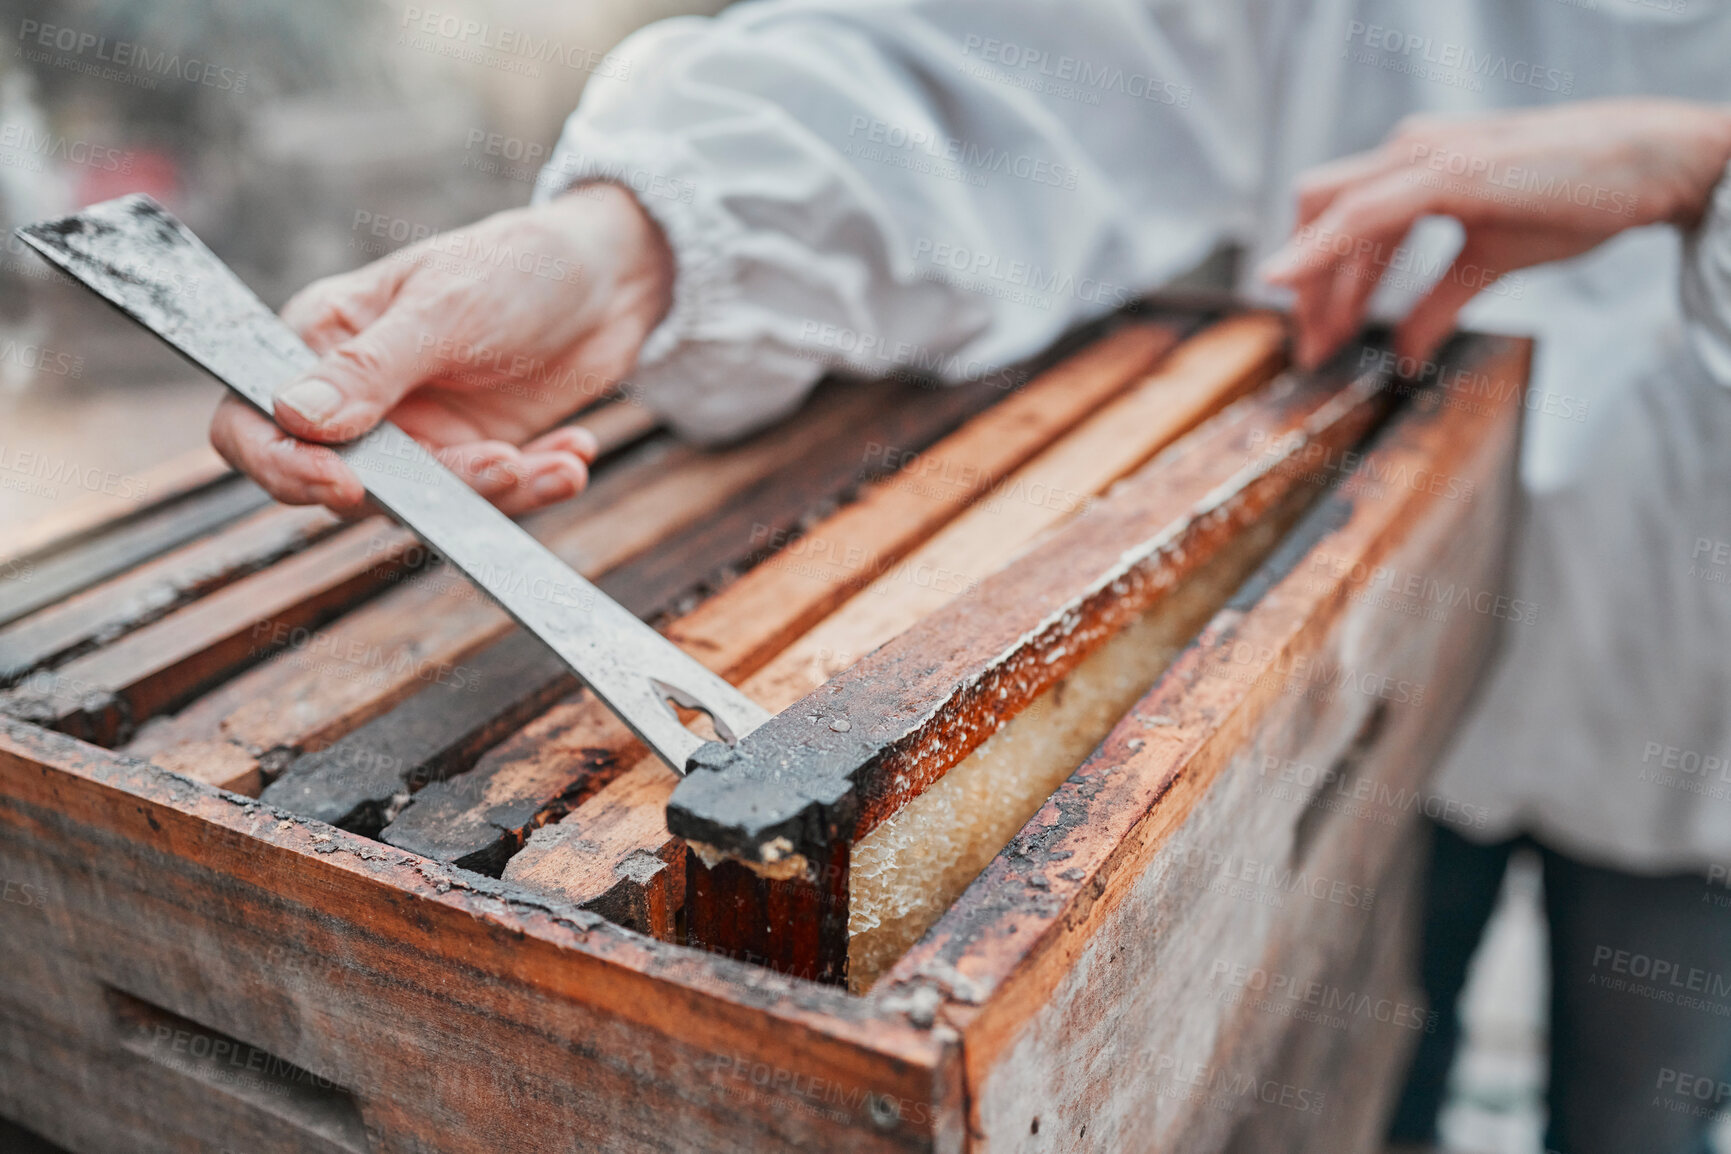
left=535, top=0, right=1266, bottom=442
left=1685, top=159, right=1731, bottom=389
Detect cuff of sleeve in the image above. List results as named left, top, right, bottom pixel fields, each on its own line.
left=1682, top=158, right=1731, bottom=389
left=534, top=126, right=740, bottom=368
left=533, top=126, right=824, bottom=442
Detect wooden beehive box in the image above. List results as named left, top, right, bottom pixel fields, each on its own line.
left=0, top=302, right=1526, bottom=1153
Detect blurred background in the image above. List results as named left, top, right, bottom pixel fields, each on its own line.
left=0, top=4, right=1712, bottom=1154
left=0, top=0, right=723, bottom=538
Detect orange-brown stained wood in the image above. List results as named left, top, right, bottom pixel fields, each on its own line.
left=390, top=321, right=1183, bottom=873
left=0, top=717, right=964, bottom=1153
left=741, top=312, right=1288, bottom=712
left=3, top=520, right=411, bottom=746
left=669, top=325, right=1368, bottom=867
left=666, top=345, right=1397, bottom=983
left=81, top=387, right=881, bottom=766
left=0, top=321, right=1530, bottom=1154
left=505, top=315, right=1290, bottom=972
left=501, top=760, right=694, bottom=938
left=263, top=350, right=1067, bottom=838
left=0, top=404, right=650, bottom=649
left=662, top=322, right=1192, bottom=681
left=878, top=336, right=1527, bottom=1147
left=0, top=400, right=658, bottom=747
left=0, top=503, right=344, bottom=687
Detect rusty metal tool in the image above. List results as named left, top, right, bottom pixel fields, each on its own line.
left=17, top=194, right=769, bottom=773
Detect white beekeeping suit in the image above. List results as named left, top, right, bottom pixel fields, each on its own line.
left=538, top=0, right=1731, bottom=873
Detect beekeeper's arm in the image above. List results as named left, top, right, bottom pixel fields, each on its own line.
left=210, top=0, right=1267, bottom=512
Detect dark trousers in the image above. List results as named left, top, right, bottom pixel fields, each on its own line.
left=1388, top=822, right=1731, bottom=1154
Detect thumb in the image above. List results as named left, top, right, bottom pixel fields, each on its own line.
left=272, top=304, right=433, bottom=443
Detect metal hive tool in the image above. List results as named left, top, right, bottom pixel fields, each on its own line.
left=17, top=194, right=770, bottom=774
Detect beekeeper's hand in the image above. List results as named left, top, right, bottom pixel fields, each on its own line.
left=209, top=184, right=671, bottom=516
left=1262, top=99, right=1731, bottom=369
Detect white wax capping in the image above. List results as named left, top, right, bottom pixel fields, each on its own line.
left=847, top=512, right=1290, bottom=992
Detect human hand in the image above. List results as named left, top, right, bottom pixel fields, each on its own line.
left=210, top=183, right=673, bottom=516
left=1261, top=99, right=1731, bottom=368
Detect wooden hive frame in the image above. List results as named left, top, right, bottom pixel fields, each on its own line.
left=0, top=301, right=1527, bottom=1153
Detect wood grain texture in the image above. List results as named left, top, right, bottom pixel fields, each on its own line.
left=502, top=318, right=1274, bottom=959
left=1219, top=832, right=1428, bottom=1154
left=2, top=519, right=407, bottom=746
left=670, top=314, right=1302, bottom=982
left=669, top=327, right=1376, bottom=867
left=738, top=312, right=1288, bottom=715
left=0, top=718, right=964, bottom=1153
left=258, top=630, right=579, bottom=832
left=0, top=402, right=659, bottom=746
left=878, top=335, right=1526, bottom=1152
left=0, top=503, right=343, bottom=688
left=271, top=365, right=1002, bottom=836
left=501, top=761, right=695, bottom=939
left=0, top=317, right=1529, bottom=1154
left=107, top=384, right=883, bottom=770
left=0, top=477, right=270, bottom=629
left=393, top=323, right=1181, bottom=875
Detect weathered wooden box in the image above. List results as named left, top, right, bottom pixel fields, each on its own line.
left=0, top=303, right=1525, bottom=1152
